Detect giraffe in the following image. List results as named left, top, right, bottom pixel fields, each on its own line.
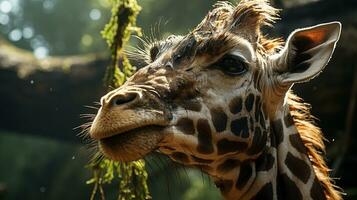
left=88, top=0, right=342, bottom=199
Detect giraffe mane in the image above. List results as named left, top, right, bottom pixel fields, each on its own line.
left=287, top=92, right=342, bottom=200
left=194, top=0, right=279, bottom=40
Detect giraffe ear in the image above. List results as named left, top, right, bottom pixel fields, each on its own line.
left=274, top=22, right=341, bottom=84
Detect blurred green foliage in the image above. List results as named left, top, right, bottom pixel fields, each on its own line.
left=0, top=0, right=224, bottom=57
left=0, top=132, right=92, bottom=200
left=0, top=0, right=110, bottom=56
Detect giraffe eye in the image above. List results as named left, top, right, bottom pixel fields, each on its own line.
left=215, top=54, right=247, bottom=76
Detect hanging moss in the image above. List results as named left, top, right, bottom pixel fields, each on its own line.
left=102, top=0, right=141, bottom=88
left=87, top=156, right=150, bottom=200
left=87, top=0, right=150, bottom=200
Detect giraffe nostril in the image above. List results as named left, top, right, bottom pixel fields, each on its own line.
left=111, top=93, right=138, bottom=106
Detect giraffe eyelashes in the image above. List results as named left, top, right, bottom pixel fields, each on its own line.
left=213, top=54, right=248, bottom=76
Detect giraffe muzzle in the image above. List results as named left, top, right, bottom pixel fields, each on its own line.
left=89, top=86, right=173, bottom=161
left=99, top=125, right=166, bottom=161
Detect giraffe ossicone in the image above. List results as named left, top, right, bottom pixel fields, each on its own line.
left=89, top=0, right=342, bottom=199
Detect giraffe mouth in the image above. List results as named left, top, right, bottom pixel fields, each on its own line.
left=98, top=125, right=166, bottom=161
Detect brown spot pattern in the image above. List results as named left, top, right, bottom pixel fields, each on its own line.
left=176, top=117, right=195, bottom=135
left=251, top=182, right=273, bottom=200
left=244, top=93, right=255, bottom=112
left=247, top=128, right=267, bottom=155
left=285, top=152, right=311, bottom=183
left=256, top=153, right=275, bottom=172
left=289, top=134, right=307, bottom=154
left=236, top=162, right=252, bottom=189
left=277, top=173, right=303, bottom=200
left=272, top=119, right=284, bottom=147
left=284, top=114, right=294, bottom=127
left=210, top=107, right=228, bottom=132
left=217, top=139, right=248, bottom=155
left=254, top=102, right=265, bottom=128
left=181, top=100, right=202, bottom=112
left=254, top=96, right=262, bottom=120
left=231, top=117, right=249, bottom=138
left=217, top=159, right=240, bottom=173
left=196, top=119, right=214, bottom=154
left=310, top=177, right=326, bottom=200
left=229, top=96, right=243, bottom=114
left=270, top=127, right=277, bottom=148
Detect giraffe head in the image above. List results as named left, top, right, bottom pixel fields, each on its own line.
left=89, top=0, right=340, bottom=175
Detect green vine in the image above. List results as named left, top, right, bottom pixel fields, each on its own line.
left=87, top=0, right=150, bottom=200
left=102, top=0, right=141, bottom=88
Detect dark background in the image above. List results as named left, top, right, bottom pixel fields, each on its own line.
left=0, top=0, right=356, bottom=199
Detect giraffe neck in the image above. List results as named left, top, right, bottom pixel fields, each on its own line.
left=271, top=104, right=326, bottom=200
left=214, top=103, right=326, bottom=200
